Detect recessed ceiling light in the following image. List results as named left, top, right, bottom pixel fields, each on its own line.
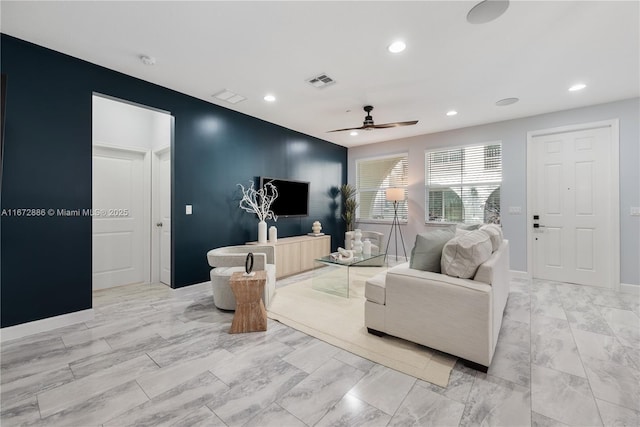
left=569, top=83, right=586, bottom=92
left=495, top=97, right=519, bottom=106
left=350, top=131, right=358, bottom=136
left=264, top=94, right=276, bottom=102
left=467, top=0, right=510, bottom=24
left=446, top=110, right=458, bottom=116
left=388, top=41, right=406, bottom=53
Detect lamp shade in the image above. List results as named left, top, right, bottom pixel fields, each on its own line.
left=385, top=188, right=405, bottom=202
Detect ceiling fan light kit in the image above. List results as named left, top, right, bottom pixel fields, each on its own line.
left=327, top=105, right=418, bottom=133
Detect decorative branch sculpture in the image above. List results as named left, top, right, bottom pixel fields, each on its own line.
left=237, top=181, right=278, bottom=222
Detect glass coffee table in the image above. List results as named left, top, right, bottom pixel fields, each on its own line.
left=312, top=253, right=386, bottom=298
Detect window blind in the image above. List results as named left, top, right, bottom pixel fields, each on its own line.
left=356, top=154, right=408, bottom=221
left=425, top=143, right=501, bottom=224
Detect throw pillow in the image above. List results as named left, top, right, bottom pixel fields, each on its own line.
left=480, top=224, right=503, bottom=252
left=457, top=223, right=481, bottom=231
left=455, top=227, right=473, bottom=237
left=441, top=229, right=493, bottom=279
left=410, top=228, right=455, bottom=272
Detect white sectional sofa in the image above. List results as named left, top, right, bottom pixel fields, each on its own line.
left=365, top=236, right=510, bottom=371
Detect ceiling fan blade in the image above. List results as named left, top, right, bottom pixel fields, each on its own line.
left=370, top=120, right=419, bottom=129
left=326, top=104, right=418, bottom=133
left=326, top=125, right=366, bottom=133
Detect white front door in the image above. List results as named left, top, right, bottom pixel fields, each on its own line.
left=92, top=146, right=150, bottom=289
left=531, top=125, right=614, bottom=288
left=157, top=148, right=171, bottom=286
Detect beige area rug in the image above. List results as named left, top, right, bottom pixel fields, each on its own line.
left=267, top=266, right=456, bottom=387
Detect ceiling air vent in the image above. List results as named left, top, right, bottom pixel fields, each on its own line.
left=306, top=73, right=336, bottom=89
left=212, top=89, right=246, bottom=104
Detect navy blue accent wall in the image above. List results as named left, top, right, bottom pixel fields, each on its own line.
left=0, top=34, right=347, bottom=328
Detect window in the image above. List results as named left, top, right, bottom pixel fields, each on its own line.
left=425, top=143, right=501, bottom=224
left=428, top=189, right=464, bottom=222
left=484, top=144, right=501, bottom=169
left=356, top=154, right=408, bottom=222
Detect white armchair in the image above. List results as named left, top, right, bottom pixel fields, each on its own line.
left=206, top=245, right=276, bottom=310
left=345, top=231, right=385, bottom=255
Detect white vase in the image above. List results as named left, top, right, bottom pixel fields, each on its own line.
left=353, top=229, right=363, bottom=255
left=269, top=226, right=277, bottom=243
left=312, top=220, right=322, bottom=234
left=363, top=238, right=372, bottom=256
left=258, top=220, right=267, bottom=243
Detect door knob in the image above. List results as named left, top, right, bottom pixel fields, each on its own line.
left=156, top=222, right=163, bottom=227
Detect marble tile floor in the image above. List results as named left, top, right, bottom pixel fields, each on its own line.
left=1, top=275, right=639, bottom=426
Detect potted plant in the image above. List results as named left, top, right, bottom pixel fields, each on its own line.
left=340, top=184, right=358, bottom=232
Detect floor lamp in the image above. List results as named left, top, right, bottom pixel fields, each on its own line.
left=385, top=188, right=407, bottom=262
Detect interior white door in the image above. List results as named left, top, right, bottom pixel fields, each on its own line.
left=92, top=146, right=149, bottom=289
left=532, top=126, right=612, bottom=287
left=157, top=148, right=171, bottom=285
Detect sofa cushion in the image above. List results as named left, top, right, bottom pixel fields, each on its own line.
left=409, top=228, right=455, bottom=272
left=455, top=227, right=472, bottom=237
left=441, top=229, right=493, bottom=279
left=480, top=224, right=503, bottom=252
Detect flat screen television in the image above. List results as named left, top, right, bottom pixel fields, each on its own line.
left=260, top=177, right=309, bottom=217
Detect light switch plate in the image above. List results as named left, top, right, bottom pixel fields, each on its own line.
left=186, top=205, right=192, bottom=215
left=631, top=207, right=640, bottom=216
left=508, top=206, right=522, bottom=214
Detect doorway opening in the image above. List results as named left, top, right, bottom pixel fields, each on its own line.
left=91, top=94, right=173, bottom=289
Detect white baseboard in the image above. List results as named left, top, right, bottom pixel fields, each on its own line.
left=0, top=309, right=94, bottom=343
left=510, top=270, right=529, bottom=280
left=620, top=283, right=640, bottom=295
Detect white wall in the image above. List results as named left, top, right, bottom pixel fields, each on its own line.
left=92, top=95, right=171, bottom=149
left=348, top=98, right=640, bottom=286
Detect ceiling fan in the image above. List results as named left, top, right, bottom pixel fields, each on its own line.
left=327, top=105, right=418, bottom=133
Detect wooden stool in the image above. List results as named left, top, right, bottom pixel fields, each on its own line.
left=228, top=270, right=267, bottom=333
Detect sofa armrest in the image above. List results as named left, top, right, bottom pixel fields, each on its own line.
left=474, top=240, right=509, bottom=285
left=384, top=267, right=494, bottom=366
